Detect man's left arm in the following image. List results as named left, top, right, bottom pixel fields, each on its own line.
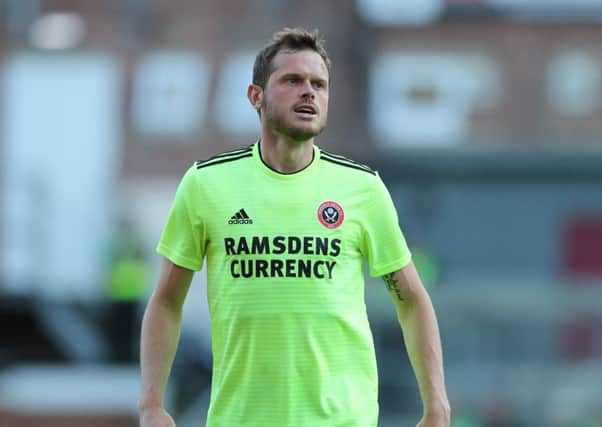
left=383, top=260, right=451, bottom=427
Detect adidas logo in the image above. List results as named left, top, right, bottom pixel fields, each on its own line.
left=228, top=208, right=253, bottom=225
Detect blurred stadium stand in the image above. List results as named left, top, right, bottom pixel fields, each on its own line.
left=1, top=1, right=602, bottom=426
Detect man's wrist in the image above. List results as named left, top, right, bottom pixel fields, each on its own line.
left=424, top=400, right=451, bottom=420
left=139, top=399, right=163, bottom=415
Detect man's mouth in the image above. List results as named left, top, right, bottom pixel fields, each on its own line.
left=294, top=104, right=318, bottom=116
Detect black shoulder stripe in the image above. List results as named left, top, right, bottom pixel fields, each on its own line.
left=196, top=152, right=252, bottom=169
left=195, top=147, right=252, bottom=169
left=197, top=146, right=252, bottom=164
left=320, top=156, right=376, bottom=175
left=211, top=147, right=252, bottom=158
left=321, top=150, right=374, bottom=170
left=320, top=150, right=376, bottom=175
left=320, top=149, right=352, bottom=162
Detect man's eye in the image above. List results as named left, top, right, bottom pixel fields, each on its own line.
left=288, top=78, right=298, bottom=85
left=312, top=81, right=324, bottom=89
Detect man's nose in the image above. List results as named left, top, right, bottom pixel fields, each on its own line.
left=300, top=80, right=315, bottom=99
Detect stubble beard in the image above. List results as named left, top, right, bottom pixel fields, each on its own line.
left=262, top=97, right=327, bottom=143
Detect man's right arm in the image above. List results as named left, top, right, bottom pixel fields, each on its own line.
left=139, top=257, right=194, bottom=426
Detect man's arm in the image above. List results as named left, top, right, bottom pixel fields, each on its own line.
left=139, top=258, right=194, bottom=427
left=383, top=261, right=451, bottom=427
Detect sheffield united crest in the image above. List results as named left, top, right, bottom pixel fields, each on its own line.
left=317, top=201, right=344, bottom=229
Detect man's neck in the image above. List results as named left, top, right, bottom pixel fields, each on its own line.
left=259, top=133, right=315, bottom=174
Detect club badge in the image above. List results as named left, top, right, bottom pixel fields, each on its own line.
left=317, top=201, right=344, bottom=229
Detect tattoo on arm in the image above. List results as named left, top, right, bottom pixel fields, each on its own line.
left=383, top=272, right=404, bottom=301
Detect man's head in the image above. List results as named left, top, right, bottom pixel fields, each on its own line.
left=252, top=28, right=331, bottom=90
left=248, top=28, right=331, bottom=142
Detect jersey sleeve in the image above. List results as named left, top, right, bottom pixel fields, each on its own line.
left=156, top=165, right=206, bottom=271
left=360, top=173, right=412, bottom=277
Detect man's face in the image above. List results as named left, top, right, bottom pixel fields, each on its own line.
left=260, top=49, right=329, bottom=142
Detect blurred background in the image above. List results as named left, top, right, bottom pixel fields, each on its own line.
left=1, top=0, right=602, bottom=426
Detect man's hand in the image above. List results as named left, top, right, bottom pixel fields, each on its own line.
left=416, top=410, right=451, bottom=427
left=140, top=406, right=176, bottom=427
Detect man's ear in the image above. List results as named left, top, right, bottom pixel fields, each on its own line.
left=247, top=84, right=263, bottom=111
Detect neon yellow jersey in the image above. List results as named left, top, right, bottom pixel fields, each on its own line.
left=157, top=142, right=411, bottom=427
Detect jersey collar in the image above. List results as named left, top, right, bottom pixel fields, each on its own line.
left=253, top=140, right=320, bottom=180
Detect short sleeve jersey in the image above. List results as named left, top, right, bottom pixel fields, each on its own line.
left=157, top=142, right=412, bottom=427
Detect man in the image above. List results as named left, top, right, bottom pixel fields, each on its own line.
left=139, top=28, right=450, bottom=427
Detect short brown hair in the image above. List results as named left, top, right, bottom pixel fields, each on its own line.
left=253, top=28, right=331, bottom=89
